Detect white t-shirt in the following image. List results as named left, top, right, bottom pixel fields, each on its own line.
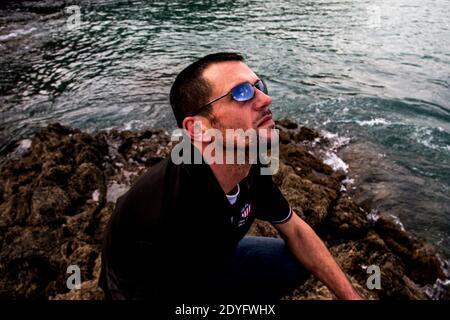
left=226, top=184, right=240, bottom=205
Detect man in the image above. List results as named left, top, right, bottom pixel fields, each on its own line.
left=99, top=52, right=361, bottom=301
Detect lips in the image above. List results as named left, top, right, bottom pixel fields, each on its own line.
left=258, top=114, right=275, bottom=127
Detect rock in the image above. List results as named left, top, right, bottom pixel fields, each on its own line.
left=276, top=119, right=298, bottom=130
left=50, top=254, right=104, bottom=300
left=408, top=244, right=446, bottom=285
left=328, top=241, right=371, bottom=278
left=28, top=186, right=71, bottom=226
left=67, top=244, right=100, bottom=280
left=377, top=261, right=427, bottom=300
left=0, top=123, right=111, bottom=299
left=328, top=239, right=427, bottom=300
left=0, top=226, right=64, bottom=299
left=90, top=203, right=114, bottom=244
left=69, top=163, right=104, bottom=200
left=0, top=198, right=16, bottom=228
left=0, top=183, right=3, bottom=204
left=325, top=196, right=369, bottom=239
left=39, top=164, right=73, bottom=186
left=282, top=275, right=374, bottom=300
left=272, top=162, right=293, bottom=188
left=280, top=172, right=337, bottom=228
left=279, top=130, right=292, bottom=144
left=293, top=127, right=319, bottom=143
left=0, top=121, right=447, bottom=301
left=375, top=215, right=416, bottom=257
left=50, top=279, right=105, bottom=300
left=280, top=144, right=334, bottom=177
left=362, top=230, right=388, bottom=252
left=64, top=210, right=95, bottom=241
left=375, top=215, right=446, bottom=285
left=117, top=129, right=171, bottom=166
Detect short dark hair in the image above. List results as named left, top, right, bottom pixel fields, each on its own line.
left=169, top=52, right=244, bottom=127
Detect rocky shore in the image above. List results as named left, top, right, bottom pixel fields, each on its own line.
left=0, top=120, right=448, bottom=300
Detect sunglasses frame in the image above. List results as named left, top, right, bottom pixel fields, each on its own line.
left=192, top=79, right=268, bottom=116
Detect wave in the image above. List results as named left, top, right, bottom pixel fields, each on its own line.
left=355, top=118, right=391, bottom=127
left=0, top=27, right=37, bottom=42
left=411, top=126, right=450, bottom=152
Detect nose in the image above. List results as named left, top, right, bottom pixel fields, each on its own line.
left=253, top=87, right=272, bottom=110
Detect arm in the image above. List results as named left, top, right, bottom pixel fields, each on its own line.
left=273, top=210, right=362, bottom=300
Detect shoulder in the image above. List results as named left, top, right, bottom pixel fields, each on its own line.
left=118, top=157, right=188, bottom=208
left=125, top=157, right=172, bottom=198
left=114, top=156, right=201, bottom=217
left=247, top=163, right=273, bottom=187
left=105, top=158, right=191, bottom=249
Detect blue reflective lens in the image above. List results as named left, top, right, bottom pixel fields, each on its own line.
left=231, top=83, right=254, bottom=101
left=230, top=80, right=268, bottom=102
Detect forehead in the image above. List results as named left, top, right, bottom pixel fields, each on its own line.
left=202, top=61, right=258, bottom=94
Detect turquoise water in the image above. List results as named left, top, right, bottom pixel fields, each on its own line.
left=0, top=0, right=449, bottom=254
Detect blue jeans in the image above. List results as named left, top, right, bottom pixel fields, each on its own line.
left=208, top=236, right=310, bottom=301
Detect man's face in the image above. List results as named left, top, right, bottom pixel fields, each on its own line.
left=201, top=61, right=275, bottom=146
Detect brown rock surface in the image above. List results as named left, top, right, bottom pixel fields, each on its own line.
left=0, top=120, right=448, bottom=300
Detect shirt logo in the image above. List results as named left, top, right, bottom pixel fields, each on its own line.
left=241, top=202, right=251, bottom=218
left=237, top=202, right=252, bottom=227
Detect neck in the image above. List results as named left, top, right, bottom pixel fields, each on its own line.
left=209, top=162, right=251, bottom=194
left=192, top=141, right=252, bottom=194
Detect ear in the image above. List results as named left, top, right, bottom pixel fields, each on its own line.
left=182, top=116, right=213, bottom=143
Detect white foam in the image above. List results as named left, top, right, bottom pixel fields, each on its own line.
left=317, top=130, right=350, bottom=173
left=321, top=130, right=350, bottom=150
left=411, top=126, right=450, bottom=152
left=310, top=137, right=320, bottom=147
left=19, top=139, right=32, bottom=150
left=323, top=151, right=349, bottom=173
left=340, top=178, right=354, bottom=192
left=419, top=138, right=438, bottom=150
left=0, top=27, right=37, bottom=41
left=425, top=278, right=450, bottom=300
left=367, top=210, right=380, bottom=224
left=416, top=135, right=450, bottom=152
left=122, top=120, right=145, bottom=131
left=389, top=214, right=406, bottom=231
left=14, top=139, right=32, bottom=156
left=342, top=178, right=354, bottom=185
left=356, top=118, right=391, bottom=127
left=92, top=189, right=100, bottom=202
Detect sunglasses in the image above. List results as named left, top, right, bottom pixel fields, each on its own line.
left=193, top=79, right=269, bottom=115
